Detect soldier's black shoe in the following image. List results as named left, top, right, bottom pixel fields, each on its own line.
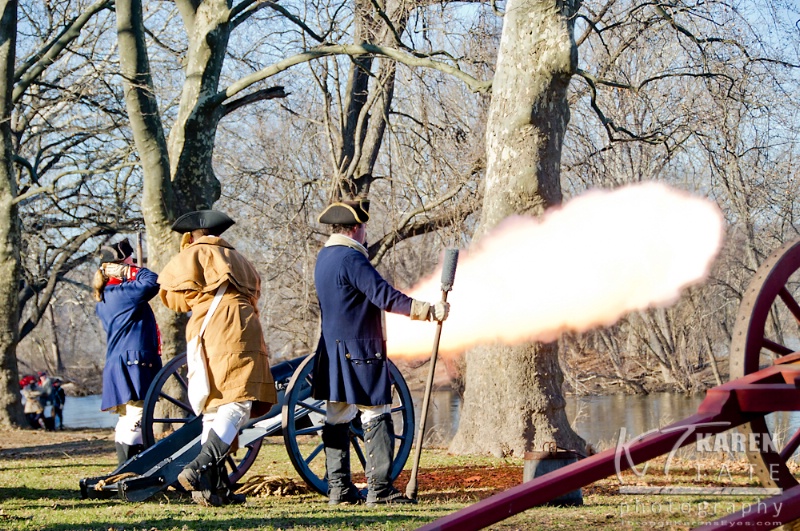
left=215, top=462, right=246, bottom=505
left=177, top=465, right=212, bottom=493
left=329, top=485, right=366, bottom=505
left=366, top=486, right=417, bottom=507
left=217, top=488, right=246, bottom=505
left=190, top=489, right=223, bottom=507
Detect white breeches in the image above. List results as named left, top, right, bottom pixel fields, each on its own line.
left=115, top=401, right=144, bottom=446
left=326, top=401, right=391, bottom=426
left=201, top=400, right=252, bottom=445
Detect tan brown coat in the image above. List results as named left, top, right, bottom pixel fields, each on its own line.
left=158, top=236, right=277, bottom=412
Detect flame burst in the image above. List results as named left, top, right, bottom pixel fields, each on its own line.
left=385, top=182, right=725, bottom=358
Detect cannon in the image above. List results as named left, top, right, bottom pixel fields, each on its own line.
left=79, top=352, right=415, bottom=501
left=420, top=238, right=800, bottom=530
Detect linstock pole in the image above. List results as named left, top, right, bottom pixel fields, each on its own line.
left=406, top=249, right=458, bottom=500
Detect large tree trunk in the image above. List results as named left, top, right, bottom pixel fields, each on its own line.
left=116, top=0, right=184, bottom=363
left=0, top=0, right=24, bottom=428
left=449, top=0, right=584, bottom=456
left=117, top=0, right=231, bottom=354
left=168, top=0, right=231, bottom=212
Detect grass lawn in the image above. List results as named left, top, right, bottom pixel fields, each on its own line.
left=0, top=428, right=789, bottom=530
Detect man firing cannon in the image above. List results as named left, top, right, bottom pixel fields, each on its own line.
left=312, top=198, right=449, bottom=506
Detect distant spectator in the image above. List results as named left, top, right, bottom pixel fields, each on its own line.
left=37, top=372, right=56, bottom=431
left=21, top=377, right=45, bottom=429
left=18, top=374, right=36, bottom=389
left=53, top=378, right=66, bottom=430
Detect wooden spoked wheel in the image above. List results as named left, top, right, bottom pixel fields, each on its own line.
left=281, top=354, right=415, bottom=495
left=141, top=353, right=262, bottom=484
left=729, top=239, right=800, bottom=488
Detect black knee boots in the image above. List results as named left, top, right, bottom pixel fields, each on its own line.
left=178, top=430, right=243, bottom=506
left=115, top=443, right=144, bottom=467
left=216, top=462, right=246, bottom=505
left=323, top=422, right=365, bottom=505
left=363, top=414, right=415, bottom=506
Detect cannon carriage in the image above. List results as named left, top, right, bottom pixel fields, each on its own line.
left=80, top=352, right=415, bottom=501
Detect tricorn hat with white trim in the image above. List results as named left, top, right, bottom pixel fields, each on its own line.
left=171, top=210, right=235, bottom=235
left=317, top=199, right=370, bottom=225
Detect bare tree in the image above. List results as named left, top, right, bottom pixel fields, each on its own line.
left=556, top=0, right=800, bottom=398
left=450, top=0, right=585, bottom=457
left=0, top=0, right=135, bottom=423
left=0, top=0, right=24, bottom=427
left=113, top=0, right=494, bottom=366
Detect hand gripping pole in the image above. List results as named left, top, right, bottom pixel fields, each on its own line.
left=406, top=249, right=459, bottom=500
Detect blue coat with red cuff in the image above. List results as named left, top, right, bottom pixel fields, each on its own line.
left=96, top=267, right=162, bottom=411
left=312, top=244, right=413, bottom=406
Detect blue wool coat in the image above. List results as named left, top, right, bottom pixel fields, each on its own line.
left=97, top=267, right=162, bottom=411
left=312, top=242, right=413, bottom=405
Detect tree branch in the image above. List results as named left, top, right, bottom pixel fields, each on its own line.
left=368, top=180, right=477, bottom=265
left=18, top=225, right=111, bottom=339
left=576, top=68, right=667, bottom=144
left=655, top=4, right=800, bottom=69
left=215, top=43, right=491, bottom=106
left=219, top=86, right=288, bottom=118
left=230, top=0, right=261, bottom=22
left=13, top=0, right=113, bottom=103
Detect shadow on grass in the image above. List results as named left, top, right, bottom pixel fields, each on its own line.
left=0, top=439, right=114, bottom=460
left=1, top=463, right=116, bottom=472
left=0, top=488, right=459, bottom=530
left=15, top=512, right=448, bottom=531
left=0, top=486, right=115, bottom=505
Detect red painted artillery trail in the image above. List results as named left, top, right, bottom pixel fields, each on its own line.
left=419, top=360, right=800, bottom=531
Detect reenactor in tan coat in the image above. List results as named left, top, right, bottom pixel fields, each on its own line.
left=158, top=210, right=277, bottom=506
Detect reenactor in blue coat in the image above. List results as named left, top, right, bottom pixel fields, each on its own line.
left=93, top=239, right=162, bottom=465
left=313, top=199, right=449, bottom=506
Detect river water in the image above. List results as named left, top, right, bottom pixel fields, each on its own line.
left=411, top=390, right=708, bottom=448
left=64, top=390, right=800, bottom=451
left=64, top=391, right=710, bottom=447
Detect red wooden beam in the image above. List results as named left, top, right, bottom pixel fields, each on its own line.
left=418, top=391, right=745, bottom=531
left=419, top=363, right=800, bottom=531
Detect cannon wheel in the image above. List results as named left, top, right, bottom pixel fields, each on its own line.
left=141, top=353, right=262, bottom=484
left=281, top=353, right=415, bottom=495
left=729, top=238, right=800, bottom=489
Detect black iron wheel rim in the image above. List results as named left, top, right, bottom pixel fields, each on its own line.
left=280, top=353, right=416, bottom=495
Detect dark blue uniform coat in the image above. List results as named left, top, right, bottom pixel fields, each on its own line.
left=312, top=242, right=413, bottom=405
left=97, top=268, right=162, bottom=411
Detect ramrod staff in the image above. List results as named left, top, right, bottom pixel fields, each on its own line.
left=406, top=248, right=459, bottom=500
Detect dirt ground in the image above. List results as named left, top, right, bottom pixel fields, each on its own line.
left=0, top=427, right=115, bottom=459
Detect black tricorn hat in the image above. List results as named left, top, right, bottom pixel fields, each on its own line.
left=100, top=238, right=134, bottom=262
left=171, top=210, right=235, bottom=235
left=317, top=199, right=370, bottom=225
